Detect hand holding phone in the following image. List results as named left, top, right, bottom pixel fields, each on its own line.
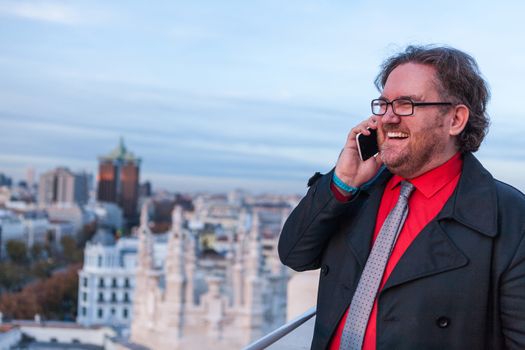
left=356, top=128, right=379, bottom=161
left=335, top=119, right=382, bottom=192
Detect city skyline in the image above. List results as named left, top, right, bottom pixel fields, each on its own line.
left=1, top=1, right=525, bottom=194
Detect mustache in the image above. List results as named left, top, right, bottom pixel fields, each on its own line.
left=382, top=124, right=409, bottom=133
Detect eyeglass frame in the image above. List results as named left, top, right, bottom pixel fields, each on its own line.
left=371, top=98, right=453, bottom=117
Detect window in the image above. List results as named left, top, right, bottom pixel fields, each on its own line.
left=111, top=308, right=115, bottom=315
left=83, top=277, right=88, bottom=287
left=124, top=278, right=130, bottom=288
left=99, top=278, right=105, bottom=288
left=83, top=292, right=87, bottom=302
left=123, top=308, right=128, bottom=319
left=98, top=255, right=103, bottom=267
left=111, top=292, right=116, bottom=302
left=112, top=278, right=117, bottom=288
left=82, top=307, right=86, bottom=316
left=98, top=292, right=104, bottom=302
left=124, top=292, right=129, bottom=303
left=98, top=308, right=103, bottom=318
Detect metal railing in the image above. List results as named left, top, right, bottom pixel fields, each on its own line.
left=243, top=306, right=316, bottom=350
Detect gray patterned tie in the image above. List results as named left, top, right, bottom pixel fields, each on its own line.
left=340, top=181, right=415, bottom=350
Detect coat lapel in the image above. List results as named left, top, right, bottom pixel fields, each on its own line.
left=381, top=220, right=468, bottom=292
left=346, top=173, right=390, bottom=268
left=382, top=153, right=497, bottom=291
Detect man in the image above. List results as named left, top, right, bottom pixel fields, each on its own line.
left=278, top=45, right=525, bottom=350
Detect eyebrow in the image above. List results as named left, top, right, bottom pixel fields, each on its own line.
left=379, top=94, right=424, bottom=101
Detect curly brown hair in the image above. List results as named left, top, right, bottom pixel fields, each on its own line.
left=374, top=45, right=490, bottom=153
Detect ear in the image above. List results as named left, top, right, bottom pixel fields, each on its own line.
left=449, top=104, right=469, bottom=136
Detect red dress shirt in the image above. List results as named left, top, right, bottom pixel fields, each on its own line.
left=329, top=153, right=463, bottom=350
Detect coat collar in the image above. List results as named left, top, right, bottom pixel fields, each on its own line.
left=435, top=152, right=499, bottom=237
left=371, top=152, right=499, bottom=237
left=379, top=153, right=497, bottom=292
left=346, top=153, right=499, bottom=268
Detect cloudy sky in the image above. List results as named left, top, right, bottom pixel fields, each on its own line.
left=1, top=0, right=524, bottom=194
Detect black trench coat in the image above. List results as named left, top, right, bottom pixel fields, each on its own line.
left=278, top=153, right=525, bottom=349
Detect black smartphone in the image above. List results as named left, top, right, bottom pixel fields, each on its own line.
left=356, top=128, right=379, bottom=161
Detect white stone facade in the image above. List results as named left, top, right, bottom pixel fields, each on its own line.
left=129, top=200, right=290, bottom=350
left=77, top=228, right=169, bottom=328
left=77, top=232, right=138, bottom=327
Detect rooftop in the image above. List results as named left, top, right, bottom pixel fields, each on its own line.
left=99, top=137, right=141, bottom=163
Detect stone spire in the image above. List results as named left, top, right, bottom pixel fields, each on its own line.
left=163, top=205, right=186, bottom=341
left=165, top=206, right=187, bottom=296
left=245, top=210, right=262, bottom=275
left=131, top=200, right=155, bottom=344
left=184, top=228, right=197, bottom=306
left=239, top=209, right=265, bottom=343
left=202, top=275, right=228, bottom=340
left=232, top=208, right=248, bottom=308
left=137, top=201, right=154, bottom=271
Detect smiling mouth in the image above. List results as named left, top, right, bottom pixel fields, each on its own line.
left=387, top=131, right=409, bottom=139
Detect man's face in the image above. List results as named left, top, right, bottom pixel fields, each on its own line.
left=377, top=62, right=456, bottom=179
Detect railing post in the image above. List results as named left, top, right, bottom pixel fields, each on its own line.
left=243, top=306, right=316, bottom=350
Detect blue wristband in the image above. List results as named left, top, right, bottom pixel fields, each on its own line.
left=332, top=172, right=360, bottom=194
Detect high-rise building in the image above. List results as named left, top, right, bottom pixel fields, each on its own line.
left=39, top=167, right=89, bottom=206
left=97, top=139, right=141, bottom=226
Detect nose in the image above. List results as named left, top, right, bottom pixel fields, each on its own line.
left=381, top=108, right=402, bottom=124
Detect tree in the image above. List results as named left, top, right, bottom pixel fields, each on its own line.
left=0, top=262, right=29, bottom=291
left=78, top=221, right=97, bottom=247
left=60, top=236, right=83, bottom=264
left=0, top=264, right=80, bottom=320
left=6, top=239, right=28, bottom=264
left=30, top=242, right=44, bottom=261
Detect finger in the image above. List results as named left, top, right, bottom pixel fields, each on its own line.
left=367, top=116, right=379, bottom=129
left=374, top=152, right=384, bottom=166
left=345, top=117, right=376, bottom=145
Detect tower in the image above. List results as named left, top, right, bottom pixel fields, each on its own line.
left=97, top=138, right=141, bottom=227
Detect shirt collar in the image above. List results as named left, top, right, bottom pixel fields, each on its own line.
left=388, top=152, right=463, bottom=198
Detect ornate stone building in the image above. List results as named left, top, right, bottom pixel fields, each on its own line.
left=129, top=202, right=288, bottom=349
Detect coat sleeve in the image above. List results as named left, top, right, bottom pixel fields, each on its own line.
left=500, top=225, right=525, bottom=349
left=278, top=169, right=361, bottom=271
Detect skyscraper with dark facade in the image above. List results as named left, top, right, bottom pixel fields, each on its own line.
left=97, top=139, right=141, bottom=227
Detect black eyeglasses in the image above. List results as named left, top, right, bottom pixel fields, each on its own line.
left=371, top=98, right=453, bottom=116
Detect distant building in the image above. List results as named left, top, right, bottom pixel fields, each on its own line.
left=86, top=202, right=124, bottom=231
left=0, top=315, right=117, bottom=350
left=77, top=228, right=139, bottom=328
left=19, top=210, right=51, bottom=248
left=127, top=201, right=288, bottom=350
left=39, top=167, right=90, bottom=206
left=26, top=167, right=36, bottom=190
left=0, top=208, right=69, bottom=257
left=46, top=203, right=95, bottom=235
left=0, top=173, right=12, bottom=187
left=97, top=139, right=141, bottom=226
left=77, top=225, right=169, bottom=328
left=0, top=209, right=25, bottom=258
left=138, top=181, right=151, bottom=198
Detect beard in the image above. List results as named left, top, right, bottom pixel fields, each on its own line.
left=379, top=117, right=446, bottom=179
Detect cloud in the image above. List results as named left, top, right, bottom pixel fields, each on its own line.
left=478, top=157, right=525, bottom=193
left=0, top=1, right=80, bottom=24
left=168, top=25, right=219, bottom=42
left=142, top=171, right=307, bottom=195
left=0, top=1, right=103, bottom=25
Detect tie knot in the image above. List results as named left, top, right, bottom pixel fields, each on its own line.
left=399, top=181, right=415, bottom=200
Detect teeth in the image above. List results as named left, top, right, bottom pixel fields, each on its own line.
left=387, top=132, right=409, bottom=138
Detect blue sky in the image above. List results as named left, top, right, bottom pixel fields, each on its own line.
left=1, top=0, right=524, bottom=194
